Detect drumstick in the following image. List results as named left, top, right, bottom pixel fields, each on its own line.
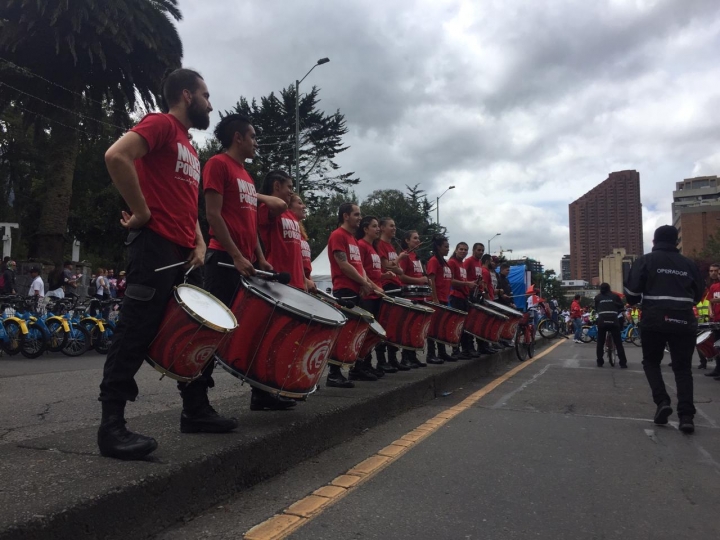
left=154, top=261, right=186, bottom=273
left=217, top=262, right=292, bottom=284
left=185, top=265, right=195, bottom=277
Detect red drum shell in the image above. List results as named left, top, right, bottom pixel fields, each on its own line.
left=423, top=301, right=467, bottom=346
left=358, top=319, right=387, bottom=359
left=146, top=285, right=236, bottom=382
left=217, top=280, right=345, bottom=398
left=485, top=300, right=523, bottom=340
left=327, top=305, right=373, bottom=367
left=464, top=302, right=508, bottom=343
left=378, top=297, right=434, bottom=350
left=696, top=331, right=718, bottom=360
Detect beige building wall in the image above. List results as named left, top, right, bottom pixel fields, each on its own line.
left=598, top=248, right=637, bottom=294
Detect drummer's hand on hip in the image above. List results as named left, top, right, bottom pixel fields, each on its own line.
left=120, top=209, right=150, bottom=229
left=233, top=254, right=256, bottom=277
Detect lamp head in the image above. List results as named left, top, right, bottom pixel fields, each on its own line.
left=317, top=58, right=330, bottom=65
left=449, top=185, right=456, bottom=189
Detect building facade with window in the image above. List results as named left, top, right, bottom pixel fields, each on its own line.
left=672, top=175, right=720, bottom=256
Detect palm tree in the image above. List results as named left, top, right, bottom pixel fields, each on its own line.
left=0, top=0, right=184, bottom=262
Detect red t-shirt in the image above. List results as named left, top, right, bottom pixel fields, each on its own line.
left=481, top=267, right=495, bottom=300
left=376, top=239, right=403, bottom=287
left=202, top=153, right=257, bottom=260
left=301, top=239, right=312, bottom=279
left=328, top=227, right=365, bottom=293
left=708, top=282, right=720, bottom=320
left=570, top=300, right=582, bottom=319
left=358, top=238, right=382, bottom=299
left=399, top=251, right=425, bottom=279
left=258, top=206, right=305, bottom=289
left=448, top=257, right=468, bottom=299
left=131, top=113, right=200, bottom=248
left=427, top=256, right=453, bottom=303
left=463, top=257, right=482, bottom=282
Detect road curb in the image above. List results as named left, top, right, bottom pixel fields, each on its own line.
left=0, top=342, right=551, bottom=540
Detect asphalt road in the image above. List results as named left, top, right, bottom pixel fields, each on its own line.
left=154, top=339, right=720, bottom=540
left=0, top=351, right=251, bottom=443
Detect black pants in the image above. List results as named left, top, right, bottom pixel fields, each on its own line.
left=641, top=329, right=696, bottom=417
left=99, top=228, right=210, bottom=404
left=449, top=296, right=472, bottom=352
left=596, top=324, right=628, bottom=366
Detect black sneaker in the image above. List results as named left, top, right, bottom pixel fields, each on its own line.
left=370, top=365, right=386, bottom=378
left=349, top=366, right=378, bottom=381
left=458, top=349, right=474, bottom=360
left=597, top=360, right=604, bottom=368
left=98, top=417, right=158, bottom=460
left=378, top=360, right=398, bottom=373
left=250, top=390, right=297, bottom=411
left=426, top=354, right=444, bottom=365
left=620, top=364, right=628, bottom=369
left=181, top=404, right=239, bottom=433
left=399, top=355, right=416, bottom=369
left=653, top=402, right=673, bottom=425
left=408, top=354, right=427, bottom=368
left=678, top=415, right=695, bottom=434
left=327, top=371, right=355, bottom=388
left=389, top=356, right=410, bottom=371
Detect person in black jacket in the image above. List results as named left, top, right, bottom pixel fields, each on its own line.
left=624, top=225, right=704, bottom=434
left=594, top=283, right=628, bottom=367
left=1, top=260, right=17, bottom=294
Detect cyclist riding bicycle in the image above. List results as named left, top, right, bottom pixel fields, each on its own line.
left=594, top=282, right=628, bottom=368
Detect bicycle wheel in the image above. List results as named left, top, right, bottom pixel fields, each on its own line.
left=45, top=320, right=69, bottom=353
left=538, top=319, right=560, bottom=339
left=579, top=326, right=593, bottom=343
left=1, top=319, right=23, bottom=356
left=515, top=327, right=528, bottom=361
left=61, top=324, right=91, bottom=357
left=94, top=327, right=113, bottom=354
left=526, top=326, right=536, bottom=358
left=20, top=322, right=47, bottom=359
left=630, top=327, right=641, bottom=347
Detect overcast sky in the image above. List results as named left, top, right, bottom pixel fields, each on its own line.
left=177, top=0, right=720, bottom=273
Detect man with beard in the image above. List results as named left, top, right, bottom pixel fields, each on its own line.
left=98, top=68, right=232, bottom=461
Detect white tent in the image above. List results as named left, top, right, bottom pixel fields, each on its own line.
left=310, top=246, right=333, bottom=293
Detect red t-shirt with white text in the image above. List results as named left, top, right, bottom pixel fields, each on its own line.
left=427, top=256, right=453, bottom=303
left=708, top=282, right=720, bottom=320
left=301, top=239, right=312, bottom=279
left=376, top=239, right=403, bottom=287
left=258, top=206, right=305, bottom=289
left=399, top=251, right=425, bottom=280
left=328, top=227, right=365, bottom=293
left=358, top=238, right=382, bottom=299
left=448, top=257, right=469, bottom=299
left=481, top=267, right=495, bottom=300
left=202, top=153, right=257, bottom=261
left=131, top=113, right=200, bottom=248
left=463, top=257, right=482, bottom=283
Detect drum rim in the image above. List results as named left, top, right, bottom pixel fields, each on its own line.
left=368, top=319, right=387, bottom=337
left=174, top=284, right=238, bottom=333
left=242, top=277, right=347, bottom=327
left=330, top=302, right=375, bottom=323
left=484, top=299, right=523, bottom=317
left=422, top=300, right=468, bottom=316
left=383, top=295, right=435, bottom=313
left=467, top=301, right=509, bottom=320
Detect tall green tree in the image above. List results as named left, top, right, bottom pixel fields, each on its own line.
left=225, top=86, right=359, bottom=209
left=0, top=0, right=184, bottom=262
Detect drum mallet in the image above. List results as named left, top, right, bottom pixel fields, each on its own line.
left=217, top=262, right=291, bottom=284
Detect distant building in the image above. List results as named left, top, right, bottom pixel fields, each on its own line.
left=561, top=255, right=571, bottom=280
left=672, top=175, right=720, bottom=256
left=598, top=248, right=637, bottom=294
left=568, top=170, right=643, bottom=282
left=508, top=258, right=544, bottom=274
left=560, top=280, right=596, bottom=301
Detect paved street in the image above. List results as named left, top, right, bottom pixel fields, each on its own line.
left=0, top=352, right=250, bottom=443
left=156, top=339, right=720, bottom=540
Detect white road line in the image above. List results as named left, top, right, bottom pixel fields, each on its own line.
left=491, top=365, right=552, bottom=409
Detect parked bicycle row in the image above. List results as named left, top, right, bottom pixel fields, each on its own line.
left=0, top=295, right=121, bottom=359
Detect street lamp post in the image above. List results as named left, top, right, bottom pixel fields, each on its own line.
left=436, top=185, right=456, bottom=224
left=295, top=57, right=330, bottom=195
left=487, top=233, right=501, bottom=254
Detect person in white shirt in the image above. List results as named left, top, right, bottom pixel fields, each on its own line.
left=28, top=267, right=45, bottom=297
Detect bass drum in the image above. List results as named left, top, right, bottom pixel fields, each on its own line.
left=422, top=301, right=467, bottom=346
left=217, top=277, right=346, bottom=398
left=464, top=302, right=508, bottom=343
left=378, top=296, right=434, bottom=350
left=696, top=330, right=719, bottom=361
left=318, top=299, right=375, bottom=367
left=484, top=299, right=523, bottom=340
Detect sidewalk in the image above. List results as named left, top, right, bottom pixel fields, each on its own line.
left=0, top=344, right=544, bottom=540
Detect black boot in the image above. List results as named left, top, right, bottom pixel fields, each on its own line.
left=349, top=361, right=379, bottom=381
left=438, top=344, right=456, bottom=362
left=364, top=355, right=385, bottom=378
left=653, top=401, right=673, bottom=425
left=407, top=350, right=427, bottom=368
left=400, top=349, right=416, bottom=369
left=180, top=386, right=239, bottom=433
left=389, top=348, right=410, bottom=371
left=426, top=341, right=444, bottom=365
left=327, top=365, right=355, bottom=388
left=98, top=401, right=158, bottom=460
left=376, top=349, right=397, bottom=373
left=250, top=388, right=297, bottom=411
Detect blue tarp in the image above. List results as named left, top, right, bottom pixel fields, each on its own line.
left=496, top=265, right=529, bottom=310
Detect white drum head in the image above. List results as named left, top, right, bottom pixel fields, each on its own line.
left=176, top=285, right=237, bottom=330
left=698, top=330, right=712, bottom=344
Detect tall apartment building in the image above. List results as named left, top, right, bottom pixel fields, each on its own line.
left=560, top=255, right=571, bottom=280
left=568, top=170, right=643, bottom=283
left=672, top=175, right=720, bottom=256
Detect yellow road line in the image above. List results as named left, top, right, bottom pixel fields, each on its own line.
left=244, top=339, right=567, bottom=540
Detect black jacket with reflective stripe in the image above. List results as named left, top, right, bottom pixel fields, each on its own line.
left=623, top=242, right=703, bottom=333
left=594, top=292, right=624, bottom=327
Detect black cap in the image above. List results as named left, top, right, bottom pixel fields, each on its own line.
left=653, top=225, right=678, bottom=244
